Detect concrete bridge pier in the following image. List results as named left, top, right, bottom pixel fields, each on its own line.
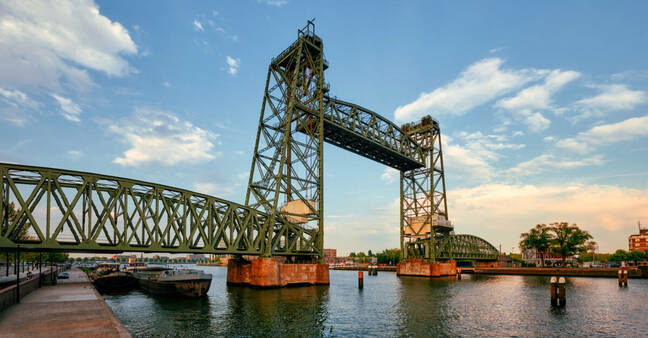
left=396, top=259, right=457, bottom=277
left=226, top=257, right=329, bottom=287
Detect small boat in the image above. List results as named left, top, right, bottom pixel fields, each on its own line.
left=132, top=267, right=212, bottom=297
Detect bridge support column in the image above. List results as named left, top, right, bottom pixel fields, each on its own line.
left=397, top=259, right=456, bottom=277
left=227, top=257, right=329, bottom=287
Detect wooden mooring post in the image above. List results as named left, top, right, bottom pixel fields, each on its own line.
left=550, top=276, right=566, bottom=307
left=358, top=271, right=363, bottom=289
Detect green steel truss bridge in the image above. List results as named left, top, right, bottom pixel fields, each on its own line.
left=0, top=22, right=497, bottom=262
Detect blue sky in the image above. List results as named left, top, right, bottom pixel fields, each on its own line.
left=1, top=0, right=647, bottom=255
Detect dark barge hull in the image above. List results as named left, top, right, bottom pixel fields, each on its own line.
left=93, top=273, right=138, bottom=293
left=138, top=278, right=212, bottom=297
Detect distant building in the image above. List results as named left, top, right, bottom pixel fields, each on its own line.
left=522, top=248, right=575, bottom=267
left=629, top=221, right=648, bottom=252
left=323, top=249, right=337, bottom=264
left=112, top=254, right=136, bottom=260
left=186, top=254, right=206, bottom=261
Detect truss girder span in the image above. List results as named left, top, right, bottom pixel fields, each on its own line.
left=0, top=163, right=319, bottom=255
left=295, top=98, right=426, bottom=171
left=436, top=234, right=499, bottom=261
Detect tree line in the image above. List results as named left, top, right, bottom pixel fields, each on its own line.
left=519, top=222, right=594, bottom=267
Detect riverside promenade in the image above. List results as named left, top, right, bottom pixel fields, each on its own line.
left=0, top=268, right=130, bottom=337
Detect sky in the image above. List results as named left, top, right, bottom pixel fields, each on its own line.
left=1, top=0, right=647, bottom=256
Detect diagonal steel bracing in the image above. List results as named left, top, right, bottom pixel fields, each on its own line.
left=0, top=163, right=317, bottom=255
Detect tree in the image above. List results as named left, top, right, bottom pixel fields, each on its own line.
left=519, top=224, right=552, bottom=267
left=609, top=249, right=629, bottom=263
left=349, top=252, right=356, bottom=257
left=375, top=249, right=401, bottom=265
left=628, top=250, right=646, bottom=265
left=2, top=202, right=34, bottom=242
left=367, top=250, right=373, bottom=257
left=549, top=222, right=593, bottom=266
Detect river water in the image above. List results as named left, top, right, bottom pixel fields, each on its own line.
left=102, top=266, right=648, bottom=337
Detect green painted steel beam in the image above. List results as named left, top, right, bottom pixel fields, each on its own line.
left=0, top=162, right=318, bottom=256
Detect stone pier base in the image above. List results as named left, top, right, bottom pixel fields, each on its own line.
left=396, top=259, right=457, bottom=277
left=226, top=258, right=330, bottom=287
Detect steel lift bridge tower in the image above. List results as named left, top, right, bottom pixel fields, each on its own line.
left=244, top=21, right=497, bottom=278
left=0, top=22, right=497, bottom=286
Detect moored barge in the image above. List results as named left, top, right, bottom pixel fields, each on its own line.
left=131, top=267, right=212, bottom=297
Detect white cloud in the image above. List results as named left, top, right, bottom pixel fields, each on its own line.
left=226, top=56, right=240, bottom=76
left=237, top=171, right=249, bottom=180
left=496, top=70, right=580, bottom=111
left=489, top=47, right=505, bottom=54
left=193, top=19, right=204, bottom=32
left=0, top=0, right=137, bottom=91
left=543, top=136, right=555, bottom=142
left=67, top=150, right=82, bottom=159
left=50, top=93, right=81, bottom=122
left=449, top=183, right=648, bottom=252
left=572, top=84, right=646, bottom=121
left=505, top=154, right=605, bottom=177
left=107, top=107, right=220, bottom=166
left=162, top=82, right=172, bottom=88
left=132, top=25, right=140, bottom=31
left=443, top=132, right=524, bottom=183
left=611, top=70, right=648, bottom=81
left=0, top=87, right=39, bottom=126
left=193, top=182, right=233, bottom=197
left=557, top=115, right=648, bottom=153
left=380, top=167, right=400, bottom=184
left=524, top=112, right=551, bottom=132
left=258, top=0, right=288, bottom=6
left=394, top=58, right=547, bottom=122
left=495, top=69, right=581, bottom=132
left=444, top=143, right=496, bottom=182
left=512, top=131, right=525, bottom=137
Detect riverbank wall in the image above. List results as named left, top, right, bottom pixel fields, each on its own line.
left=0, top=266, right=63, bottom=312
left=330, top=266, right=397, bottom=271
left=468, top=267, right=645, bottom=278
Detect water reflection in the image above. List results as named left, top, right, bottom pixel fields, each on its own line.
left=102, top=268, right=648, bottom=337
left=396, top=276, right=457, bottom=336
left=218, top=285, right=329, bottom=337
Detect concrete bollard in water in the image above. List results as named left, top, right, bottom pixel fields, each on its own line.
left=358, top=271, right=363, bottom=289
left=457, top=267, right=462, bottom=280
left=557, top=277, right=566, bottom=307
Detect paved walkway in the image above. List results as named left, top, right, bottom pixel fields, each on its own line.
left=0, top=268, right=130, bottom=337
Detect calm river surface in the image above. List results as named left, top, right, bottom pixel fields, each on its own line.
left=102, top=265, right=648, bottom=337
